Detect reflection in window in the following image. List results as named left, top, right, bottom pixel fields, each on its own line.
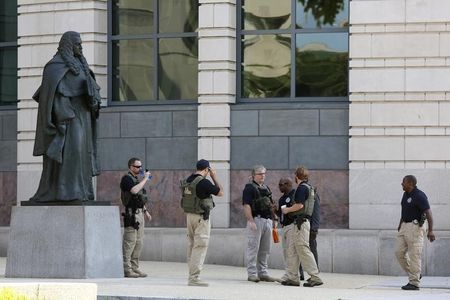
left=112, top=0, right=154, bottom=35
left=296, top=0, right=348, bottom=29
left=0, top=48, right=17, bottom=104
left=110, top=0, right=198, bottom=102
left=296, top=33, right=348, bottom=97
left=242, top=0, right=291, bottom=30
left=159, top=0, right=198, bottom=33
left=112, top=40, right=154, bottom=101
left=159, top=38, right=197, bottom=100
left=242, top=35, right=291, bottom=98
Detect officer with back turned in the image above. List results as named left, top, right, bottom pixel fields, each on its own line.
left=120, top=157, right=152, bottom=278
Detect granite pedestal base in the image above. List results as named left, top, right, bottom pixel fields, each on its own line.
left=5, top=206, right=124, bottom=278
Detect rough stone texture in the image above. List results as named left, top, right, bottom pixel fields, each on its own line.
left=6, top=206, right=123, bottom=278
left=229, top=170, right=349, bottom=229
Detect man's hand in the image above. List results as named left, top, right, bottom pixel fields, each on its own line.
left=144, top=210, right=152, bottom=222
left=272, top=220, right=278, bottom=229
left=248, top=220, right=257, bottom=231
left=427, top=230, right=435, bottom=242
left=209, top=168, right=217, bottom=179
left=144, top=170, right=152, bottom=181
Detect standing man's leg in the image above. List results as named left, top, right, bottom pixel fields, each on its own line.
left=395, top=223, right=411, bottom=277
left=246, top=217, right=263, bottom=281
left=257, top=218, right=274, bottom=281
left=295, top=221, right=322, bottom=286
left=123, top=225, right=138, bottom=278
left=187, top=213, right=211, bottom=286
left=130, top=211, right=146, bottom=277
left=283, top=224, right=301, bottom=285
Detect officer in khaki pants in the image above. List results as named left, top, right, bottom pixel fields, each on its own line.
left=181, top=159, right=223, bottom=287
left=120, top=157, right=152, bottom=278
left=281, top=166, right=323, bottom=287
left=395, top=175, right=435, bottom=290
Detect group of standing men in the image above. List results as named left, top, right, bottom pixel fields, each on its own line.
left=119, top=158, right=435, bottom=291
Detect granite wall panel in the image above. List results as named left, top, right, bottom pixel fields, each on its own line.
left=259, top=110, right=319, bottom=136
left=173, top=111, right=197, bottom=137
left=230, top=170, right=349, bottom=229
left=146, top=137, right=197, bottom=170
left=0, top=172, right=17, bottom=226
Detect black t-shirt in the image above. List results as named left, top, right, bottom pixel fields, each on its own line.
left=186, top=174, right=220, bottom=199
left=278, top=189, right=295, bottom=226
left=294, top=181, right=309, bottom=204
left=242, top=181, right=272, bottom=217
left=120, top=173, right=137, bottom=192
left=401, top=187, right=430, bottom=222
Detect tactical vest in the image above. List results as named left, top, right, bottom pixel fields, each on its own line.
left=249, top=182, right=273, bottom=217
left=180, top=176, right=214, bottom=214
left=287, top=182, right=315, bottom=218
left=121, top=173, right=148, bottom=208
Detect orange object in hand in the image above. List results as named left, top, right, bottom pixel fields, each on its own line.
left=272, top=228, right=280, bottom=243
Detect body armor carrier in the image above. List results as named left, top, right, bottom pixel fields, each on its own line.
left=287, top=182, right=315, bottom=219
left=180, top=176, right=214, bottom=214
left=248, top=182, right=273, bottom=217
left=121, top=173, right=148, bottom=208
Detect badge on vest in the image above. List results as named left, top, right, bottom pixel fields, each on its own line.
left=285, top=197, right=291, bottom=203
left=407, top=197, right=412, bottom=203
left=184, top=187, right=192, bottom=195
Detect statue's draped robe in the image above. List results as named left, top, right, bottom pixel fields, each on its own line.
left=31, top=54, right=100, bottom=202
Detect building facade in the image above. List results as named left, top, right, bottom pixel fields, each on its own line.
left=0, top=0, right=449, bottom=275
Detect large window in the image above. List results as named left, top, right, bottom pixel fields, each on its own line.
left=238, top=0, right=348, bottom=100
left=0, top=1, right=17, bottom=106
left=109, top=0, right=198, bottom=103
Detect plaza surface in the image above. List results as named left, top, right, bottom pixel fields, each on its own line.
left=0, top=259, right=449, bottom=300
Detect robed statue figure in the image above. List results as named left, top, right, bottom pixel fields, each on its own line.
left=30, top=31, right=101, bottom=203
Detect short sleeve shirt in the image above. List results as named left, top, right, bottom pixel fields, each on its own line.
left=278, top=189, right=296, bottom=226
left=120, top=173, right=137, bottom=192
left=401, top=187, right=430, bottom=222
left=294, top=181, right=310, bottom=205
left=186, top=174, right=220, bottom=199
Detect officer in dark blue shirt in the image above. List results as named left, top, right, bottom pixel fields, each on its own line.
left=395, top=175, right=435, bottom=291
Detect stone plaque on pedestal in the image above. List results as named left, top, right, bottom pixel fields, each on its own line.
left=6, top=206, right=123, bottom=278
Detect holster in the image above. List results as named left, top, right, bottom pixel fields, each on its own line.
left=122, top=208, right=140, bottom=230
left=295, top=215, right=307, bottom=230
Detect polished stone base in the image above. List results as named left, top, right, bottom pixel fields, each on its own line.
left=5, top=206, right=123, bottom=278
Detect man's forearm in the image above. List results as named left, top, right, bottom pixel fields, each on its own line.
left=425, top=209, right=433, bottom=232
left=243, top=205, right=254, bottom=222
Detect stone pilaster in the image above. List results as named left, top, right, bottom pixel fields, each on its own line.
left=198, top=0, right=236, bottom=228
left=16, top=0, right=107, bottom=202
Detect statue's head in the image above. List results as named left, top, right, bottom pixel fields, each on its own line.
left=58, top=31, right=82, bottom=57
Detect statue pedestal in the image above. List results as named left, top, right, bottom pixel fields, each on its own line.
left=6, top=206, right=124, bottom=278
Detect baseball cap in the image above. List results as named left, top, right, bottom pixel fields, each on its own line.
left=196, top=159, right=210, bottom=170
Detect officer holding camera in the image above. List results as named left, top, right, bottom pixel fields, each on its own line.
left=181, top=159, right=223, bottom=287
left=120, top=157, right=152, bottom=278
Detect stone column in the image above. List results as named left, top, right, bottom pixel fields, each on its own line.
left=16, top=0, right=107, bottom=202
left=349, top=0, right=450, bottom=230
left=198, top=0, right=236, bottom=228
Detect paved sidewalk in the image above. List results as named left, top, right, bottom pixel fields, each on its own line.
left=0, top=259, right=449, bottom=299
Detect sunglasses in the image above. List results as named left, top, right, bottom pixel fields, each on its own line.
left=132, top=165, right=142, bottom=169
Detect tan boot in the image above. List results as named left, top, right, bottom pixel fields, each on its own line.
left=124, top=270, right=139, bottom=278
left=132, top=269, right=148, bottom=277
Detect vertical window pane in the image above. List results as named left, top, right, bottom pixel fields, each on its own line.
left=242, top=0, right=291, bottom=30
left=296, top=0, right=348, bottom=29
left=296, top=33, right=348, bottom=97
left=159, top=38, right=198, bottom=100
left=0, top=0, right=17, bottom=42
left=112, top=39, right=154, bottom=101
left=112, top=0, right=154, bottom=35
left=159, top=0, right=198, bottom=33
left=0, top=48, right=17, bottom=105
left=242, top=34, right=291, bottom=98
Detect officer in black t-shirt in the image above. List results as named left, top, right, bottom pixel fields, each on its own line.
left=184, top=159, right=223, bottom=287
left=395, top=175, right=435, bottom=290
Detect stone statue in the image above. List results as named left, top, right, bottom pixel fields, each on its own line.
left=30, top=31, right=101, bottom=203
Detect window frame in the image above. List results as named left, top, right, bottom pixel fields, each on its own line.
left=107, top=0, right=199, bottom=106
left=0, top=1, right=18, bottom=109
left=236, top=0, right=349, bottom=103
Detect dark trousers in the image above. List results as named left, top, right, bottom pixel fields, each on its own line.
left=299, top=230, right=318, bottom=278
